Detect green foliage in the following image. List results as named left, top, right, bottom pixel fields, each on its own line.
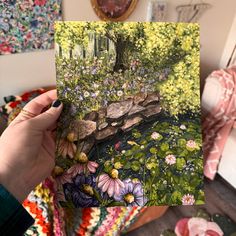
left=176, top=158, right=186, bottom=170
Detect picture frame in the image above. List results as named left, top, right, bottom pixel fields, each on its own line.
left=91, top=0, right=138, bottom=21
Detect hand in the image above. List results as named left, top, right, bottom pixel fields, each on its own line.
left=0, top=90, right=63, bottom=202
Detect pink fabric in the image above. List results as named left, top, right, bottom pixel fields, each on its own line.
left=203, top=66, right=236, bottom=179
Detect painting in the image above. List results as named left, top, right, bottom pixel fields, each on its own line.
left=0, top=0, right=62, bottom=55
left=54, top=21, right=204, bottom=208
left=91, top=0, right=138, bottom=21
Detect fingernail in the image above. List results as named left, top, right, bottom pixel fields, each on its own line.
left=52, top=100, right=61, bottom=108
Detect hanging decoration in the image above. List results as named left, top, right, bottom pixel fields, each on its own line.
left=90, top=0, right=138, bottom=21
left=176, top=1, right=211, bottom=23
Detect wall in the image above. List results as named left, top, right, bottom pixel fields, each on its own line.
left=0, top=0, right=236, bottom=105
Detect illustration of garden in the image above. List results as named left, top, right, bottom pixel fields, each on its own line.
left=54, top=22, right=204, bottom=207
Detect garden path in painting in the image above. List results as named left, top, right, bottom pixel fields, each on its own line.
left=54, top=22, right=203, bottom=207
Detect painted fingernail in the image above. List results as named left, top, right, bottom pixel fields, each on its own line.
left=52, top=100, right=61, bottom=108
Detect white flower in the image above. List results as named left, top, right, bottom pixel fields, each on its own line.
left=165, top=154, right=176, bottom=165
left=122, top=83, right=128, bottom=89
left=122, top=150, right=126, bottom=154
left=93, top=83, right=99, bottom=89
left=151, top=132, right=160, bottom=140
left=180, top=124, right=187, bottom=130
left=140, top=145, right=145, bottom=149
left=181, top=194, right=195, bottom=205
left=117, top=90, right=123, bottom=97
left=84, top=91, right=90, bottom=98
left=186, top=140, right=197, bottom=149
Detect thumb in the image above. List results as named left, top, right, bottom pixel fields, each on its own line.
left=31, top=100, right=63, bottom=131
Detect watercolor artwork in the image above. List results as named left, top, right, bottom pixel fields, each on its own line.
left=54, top=21, right=204, bottom=208
left=0, top=0, right=62, bottom=55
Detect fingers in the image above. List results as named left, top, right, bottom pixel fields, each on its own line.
left=13, top=90, right=58, bottom=123
left=30, top=100, right=63, bottom=131
left=24, top=90, right=57, bottom=114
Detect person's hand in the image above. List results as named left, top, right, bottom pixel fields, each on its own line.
left=0, top=90, right=63, bottom=202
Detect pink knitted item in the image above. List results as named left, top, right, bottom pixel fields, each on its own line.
left=203, top=66, right=236, bottom=179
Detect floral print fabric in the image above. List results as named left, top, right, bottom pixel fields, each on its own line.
left=0, top=0, right=62, bottom=55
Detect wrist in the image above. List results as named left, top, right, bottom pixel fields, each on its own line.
left=0, top=168, right=29, bottom=203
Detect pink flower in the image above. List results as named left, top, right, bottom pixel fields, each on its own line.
left=26, top=32, right=32, bottom=39
left=175, top=218, right=189, bottom=236
left=57, top=157, right=98, bottom=185
left=34, top=0, right=46, bottom=6
left=58, top=138, right=76, bottom=159
left=165, top=154, right=176, bottom=165
left=151, top=132, right=160, bottom=140
left=97, top=170, right=125, bottom=197
left=181, top=194, right=195, bottom=205
left=0, top=42, right=12, bottom=54
left=57, top=171, right=74, bottom=185
left=67, top=161, right=98, bottom=176
left=175, top=217, right=223, bottom=236
left=19, top=0, right=34, bottom=11
left=186, top=140, right=197, bottom=149
left=73, top=152, right=98, bottom=173
left=114, top=141, right=121, bottom=151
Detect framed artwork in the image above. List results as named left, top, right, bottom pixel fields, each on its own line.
left=146, top=1, right=167, bottom=22
left=90, top=0, right=138, bottom=21
left=0, top=0, right=62, bottom=55
left=54, top=21, right=204, bottom=208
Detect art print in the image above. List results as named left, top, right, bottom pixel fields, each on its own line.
left=54, top=21, right=204, bottom=208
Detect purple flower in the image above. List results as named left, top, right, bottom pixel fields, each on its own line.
left=114, top=179, right=147, bottom=206
left=68, top=104, right=77, bottom=116
left=91, top=66, right=97, bottom=75
left=63, top=174, right=101, bottom=207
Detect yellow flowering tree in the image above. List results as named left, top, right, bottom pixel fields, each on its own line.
left=156, top=23, right=200, bottom=116
left=55, top=21, right=89, bottom=58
